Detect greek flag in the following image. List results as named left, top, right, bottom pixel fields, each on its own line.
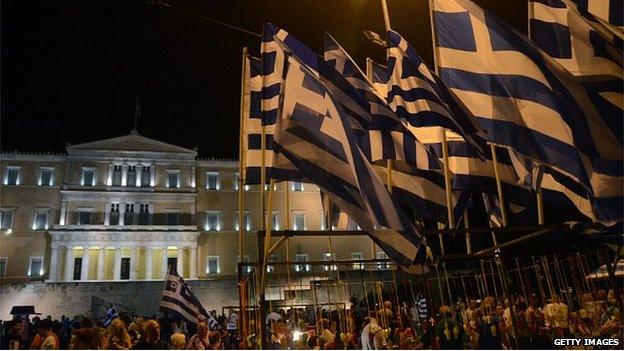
left=103, top=305, right=119, bottom=327
left=385, top=29, right=486, bottom=155
left=371, top=61, right=390, bottom=99
left=272, top=47, right=431, bottom=266
left=529, top=0, right=623, bottom=145
left=432, top=0, right=623, bottom=222
left=159, top=272, right=218, bottom=329
left=572, top=0, right=623, bottom=36
left=324, top=33, right=463, bottom=224
left=242, top=55, right=302, bottom=184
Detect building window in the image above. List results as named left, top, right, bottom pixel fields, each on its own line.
left=267, top=254, right=279, bottom=273
left=124, top=204, right=135, bottom=225
left=205, top=211, right=220, bottom=231
left=137, top=204, right=149, bottom=225
left=33, top=210, right=49, bottom=230
left=141, top=166, right=151, bottom=187
left=376, top=252, right=390, bottom=270
left=206, top=172, right=220, bottom=190
left=120, top=258, right=130, bottom=280
left=206, top=255, right=220, bottom=274
left=292, top=182, right=303, bottom=191
left=81, top=168, right=95, bottom=186
left=166, top=211, right=179, bottom=225
left=295, top=254, right=310, bottom=272
left=351, top=252, right=364, bottom=270
left=127, top=166, right=136, bottom=187
left=73, top=257, right=82, bottom=280
left=0, top=258, right=6, bottom=276
left=39, top=168, right=53, bottom=186
left=237, top=255, right=252, bottom=273
left=28, top=257, right=43, bottom=276
left=235, top=211, right=251, bottom=231
left=110, top=203, right=120, bottom=225
left=293, top=212, right=306, bottom=230
left=324, top=252, right=337, bottom=271
left=167, top=170, right=180, bottom=188
left=78, top=211, right=92, bottom=225
left=0, top=209, right=15, bottom=231
left=5, top=167, right=21, bottom=185
left=112, top=165, right=122, bottom=186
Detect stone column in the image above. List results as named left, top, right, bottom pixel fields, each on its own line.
left=150, top=166, right=156, bottom=187
left=145, top=247, right=153, bottom=279
left=97, top=247, right=105, bottom=280
left=80, top=247, right=90, bottom=280
left=189, top=246, right=198, bottom=279
left=121, top=164, right=128, bottom=186
left=136, top=166, right=143, bottom=187
left=119, top=203, right=125, bottom=226
left=130, top=247, right=138, bottom=280
left=104, top=202, right=111, bottom=225
left=161, top=247, right=169, bottom=277
left=190, top=165, right=196, bottom=188
left=113, top=246, right=122, bottom=280
left=48, top=246, right=59, bottom=281
left=64, top=246, right=74, bottom=281
left=60, top=201, right=68, bottom=226
left=106, top=164, right=114, bottom=186
left=176, top=247, right=185, bottom=277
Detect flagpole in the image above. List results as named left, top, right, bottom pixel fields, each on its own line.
left=490, top=144, right=508, bottom=227
left=366, top=57, right=378, bottom=262
left=238, top=46, right=248, bottom=341
left=380, top=0, right=392, bottom=31
left=537, top=188, right=545, bottom=224
left=239, top=47, right=247, bottom=268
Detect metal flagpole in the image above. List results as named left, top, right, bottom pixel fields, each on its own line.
left=238, top=46, right=248, bottom=342
left=365, top=57, right=378, bottom=263
left=239, top=47, right=247, bottom=271
left=490, top=144, right=508, bottom=227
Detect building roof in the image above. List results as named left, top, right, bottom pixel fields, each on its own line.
left=66, top=131, right=197, bottom=155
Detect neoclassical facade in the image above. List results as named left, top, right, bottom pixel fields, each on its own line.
left=0, top=132, right=378, bottom=285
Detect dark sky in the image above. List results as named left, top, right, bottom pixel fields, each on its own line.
left=1, top=0, right=526, bottom=159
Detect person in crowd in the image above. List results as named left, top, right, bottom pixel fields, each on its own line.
left=207, top=330, right=222, bottom=350
left=133, top=319, right=168, bottom=349
left=268, top=321, right=287, bottom=349
left=187, top=322, right=210, bottom=350
left=170, top=331, right=187, bottom=350
left=108, top=319, right=132, bottom=350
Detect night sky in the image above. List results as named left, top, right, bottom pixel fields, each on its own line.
left=1, top=0, right=527, bottom=159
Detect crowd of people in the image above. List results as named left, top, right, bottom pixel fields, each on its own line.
left=0, top=288, right=621, bottom=349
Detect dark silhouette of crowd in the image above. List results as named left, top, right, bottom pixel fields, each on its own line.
left=0, top=288, right=621, bottom=349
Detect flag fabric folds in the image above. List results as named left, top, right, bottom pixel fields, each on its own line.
left=272, top=45, right=430, bottom=266
left=324, top=33, right=463, bottom=225
left=432, top=0, right=623, bottom=222
left=242, top=55, right=303, bottom=184
left=159, top=272, right=219, bottom=329
left=529, top=0, right=623, bottom=145
left=385, top=29, right=486, bottom=155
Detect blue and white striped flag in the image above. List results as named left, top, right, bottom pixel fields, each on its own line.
left=432, top=0, right=623, bottom=222
left=324, top=33, right=464, bottom=225
left=385, top=29, right=487, bottom=156
left=529, top=0, right=623, bottom=146
left=159, top=272, right=219, bottom=329
left=103, top=305, right=119, bottom=327
left=572, top=0, right=623, bottom=37
left=272, top=46, right=431, bottom=267
left=242, top=55, right=302, bottom=184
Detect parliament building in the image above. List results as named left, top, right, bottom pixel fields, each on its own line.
left=0, top=131, right=382, bottom=288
